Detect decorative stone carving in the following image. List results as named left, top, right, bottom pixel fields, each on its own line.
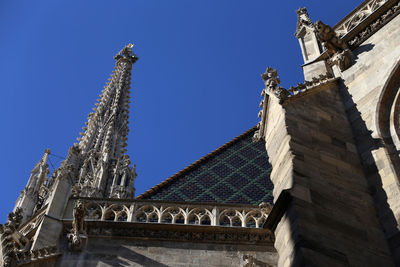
left=242, top=254, right=272, bottom=267
left=334, top=0, right=388, bottom=38
left=254, top=67, right=289, bottom=142
left=78, top=199, right=274, bottom=245
left=14, top=149, right=51, bottom=222
left=110, top=156, right=136, bottom=199
left=348, top=0, right=400, bottom=48
left=114, top=43, right=139, bottom=64
left=67, top=200, right=87, bottom=251
left=85, top=224, right=273, bottom=244
left=294, top=7, right=313, bottom=38
left=254, top=69, right=337, bottom=142
left=294, top=7, right=324, bottom=63
left=79, top=198, right=270, bottom=229
left=287, top=72, right=335, bottom=96
left=328, top=49, right=353, bottom=72
left=314, top=21, right=353, bottom=71
left=0, top=208, right=31, bottom=267
left=261, top=67, right=289, bottom=104
left=243, top=255, right=256, bottom=267
left=252, top=127, right=262, bottom=143
left=71, top=45, right=138, bottom=200
left=315, top=21, right=347, bottom=55
left=16, top=246, right=59, bottom=266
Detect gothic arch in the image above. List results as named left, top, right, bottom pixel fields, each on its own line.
left=376, top=59, right=400, bottom=180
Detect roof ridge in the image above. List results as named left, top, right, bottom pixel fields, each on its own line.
left=136, top=126, right=258, bottom=200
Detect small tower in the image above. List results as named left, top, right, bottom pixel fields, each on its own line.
left=294, top=7, right=322, bottom=63
left=14, top=149, right=50, bottom=221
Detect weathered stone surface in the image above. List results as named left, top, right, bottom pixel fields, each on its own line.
left=56, top=238, right=277, bottom=267
left=339, top=12, right=400, bottom=264
left=263, top=75, right=395, bottom=266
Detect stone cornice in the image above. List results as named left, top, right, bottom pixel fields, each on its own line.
left=285, top=76, right=340, bottom=103
left=334, top=0, right=400, bottom=48
left=63, top=220, right=274, bottom=245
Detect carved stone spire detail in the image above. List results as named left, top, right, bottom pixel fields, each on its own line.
left=261, top=67, right=289, bottom=104
left=294, top=7, right=313, bottom=38
left=72, top=44, right=138, bottom=199
left=14, top=149, right=51, bottom=221
left=254, top=67, right=289, bottom=142
left=0, top=208, right=30, bottom=267
left=294, top=7, right=323, bottom=63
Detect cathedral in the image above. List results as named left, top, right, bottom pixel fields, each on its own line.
left=1, top=0, right=400, bottom=266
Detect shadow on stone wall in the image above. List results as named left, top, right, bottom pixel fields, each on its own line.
left=339, top=79, right=400, bottom=265
left=96, top=246, right=169, bottom=267
left=353, top=43, right=375, bottom=63
left=57, top=238, right=276, bottom=267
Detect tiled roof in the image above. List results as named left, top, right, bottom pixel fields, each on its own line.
left=136, top=126, right=273, bottom=205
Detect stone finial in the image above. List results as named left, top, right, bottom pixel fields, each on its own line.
left=254, top=67, right=288, bottom=143
left=294, top=7, right=324, bottom=64
left=114, top=43, right=138, bottom=63
left=261, top=67, right=289, bottom=104
left=295, top=7, right=313, bottom=38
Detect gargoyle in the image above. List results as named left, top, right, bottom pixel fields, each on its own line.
left=67, top=200, right=86, bottom=251
left=314, top=21, right=353, bottom=71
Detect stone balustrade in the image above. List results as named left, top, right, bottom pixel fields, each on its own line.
left=76, top=199, right=271, bottom=229
left=334, top=0, right=388, bottom=38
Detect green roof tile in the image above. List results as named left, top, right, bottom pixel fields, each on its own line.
left=137, top=127, right=273, bottom=205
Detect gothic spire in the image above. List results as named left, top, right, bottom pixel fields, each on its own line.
left=73, top=44, right=138, bottom=199
left=14, top=149, right=51, bottom=221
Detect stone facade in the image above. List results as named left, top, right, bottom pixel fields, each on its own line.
left=2, top=1, right=400, bottom=266
left=255, top=1, right=400, bottom=265
left=58, top=238, right=276, bottom=267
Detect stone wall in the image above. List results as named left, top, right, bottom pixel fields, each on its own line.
left=339, top=13, right=400, bottom=263
left=56, top=238, right=277, bottom=267
left=263, top=79, right=394, bottom=266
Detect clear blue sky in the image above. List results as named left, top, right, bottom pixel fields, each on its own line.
left=0, top=0, right=360, bottom=221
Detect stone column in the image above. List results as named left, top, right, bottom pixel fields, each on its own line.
left=262, top=77, right=394, bottom=266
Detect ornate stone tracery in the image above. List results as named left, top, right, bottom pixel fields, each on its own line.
left=0, top=208, right=31, bottom=267
left=75, top=199, right=270, bottom=229
left=334, top=0, right=389, bottom=38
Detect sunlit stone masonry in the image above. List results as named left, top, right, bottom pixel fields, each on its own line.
left=2, top=0, right=400, bottom=266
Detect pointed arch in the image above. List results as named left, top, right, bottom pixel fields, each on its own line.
left=376, top=59, right=400, bottom=180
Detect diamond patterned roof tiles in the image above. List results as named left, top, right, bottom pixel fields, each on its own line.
left=136, top=127, right=273, bottom=205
